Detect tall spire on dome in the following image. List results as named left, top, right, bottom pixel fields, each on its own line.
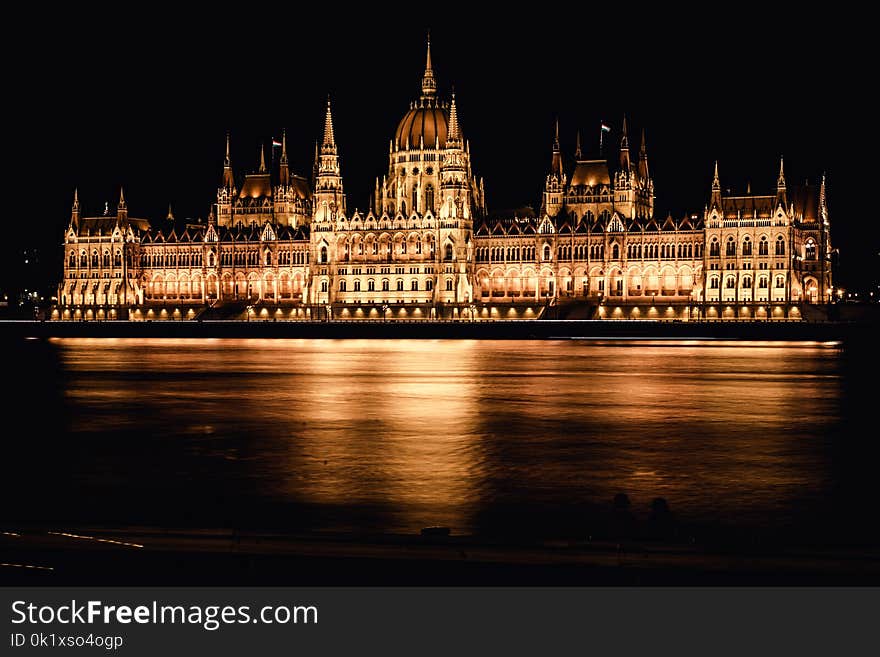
left=222, top=132, right=234, bottom=188
left=258, top=143, right=267, bottom=173
left=322, top=96, right=337, bottom=154
left=421, top=32, right=437, bottom=97
left=447, top=90, right=462, bottom=145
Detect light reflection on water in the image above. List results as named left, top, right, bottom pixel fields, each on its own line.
left=18, top=338, right=847, bottom=538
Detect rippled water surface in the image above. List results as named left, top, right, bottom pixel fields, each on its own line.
left=3, top=338, right=874, bottom=543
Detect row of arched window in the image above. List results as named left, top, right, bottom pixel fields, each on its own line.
left=141, top=252, right=204, bottom=268
left=708, top=275, right=785, bottom=289
left=69, top=250, right=124, bottom=269
left=339, top=278, right=437, bottom=292
left=710, top=235, right=786, bottom=257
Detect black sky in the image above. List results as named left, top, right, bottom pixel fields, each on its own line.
left=6, top=10, right=875, bottom=294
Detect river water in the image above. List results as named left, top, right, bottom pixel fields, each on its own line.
left=2, top=338, right=875, bottom=545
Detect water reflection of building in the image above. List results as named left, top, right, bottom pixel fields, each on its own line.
left=56, top=39, right=832, bottom=322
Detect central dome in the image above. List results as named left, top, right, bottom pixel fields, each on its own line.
left=394, top=103, right=448, bottom=151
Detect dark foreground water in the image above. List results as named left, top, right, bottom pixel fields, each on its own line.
left=2, top=338, right=876, bottom=546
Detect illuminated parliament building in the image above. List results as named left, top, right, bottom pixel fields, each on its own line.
left=57, top=40, right=833, bottom=321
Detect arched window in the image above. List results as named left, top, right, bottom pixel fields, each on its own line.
left=412, top=186, right=418, bottom=214
left=426, top=279, right=433, bottom=291
left=759, top=236, right=769, bottom=256
left=446, top=278, right=453, bottom=291
left=710, top=239, right=720, bottom=257
left=425, top=185, right=434, bottom=214
left=742, top=237, right=752, bottom=256
left=775, top=276, right=784, bottom=288
left=726, top=237, right=736, bottom=256
left=759, top=276, right=768, bottom=288
left=401, top=240, right=407, bottom=254
left=445, top=244, right=453, bottom=261
left=411, top=279, right=418, bottom=291
left=396, top=279, right=404, bottom=291
left=372, top=241, right=378, bottom=255
left=709, top=276, right=720, bottom=289
left=353, top=280, right=361, bottom=292
left=68, top=252, right=76, bottom=268
left=742, top=275, right=752, bottom=288
left=339, top=280, right=347, bottom=291
left=382, top=279, right=389, bottom=291
left=320, top=246, right=328, bottom=263
left=775, top=236, right=785, bottom=256
left=416, top=239, right=422, bottom=254
left=114, top=251, right=122, bottom=267
left=368, top=279, right=375, bottom=291
left=725, top=276, right=735, bottom=289
left=805, top=239, right=816, bottom=260
left=543, top=245, right=551, bottom=261
left=91, top=250, right=99, bottom=267
left=612, top=244, right=620, bottom=259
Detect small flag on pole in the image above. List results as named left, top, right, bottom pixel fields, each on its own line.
left=600, top=123, right=612, bottom=133
left=272, top=139, right=282, bottom=148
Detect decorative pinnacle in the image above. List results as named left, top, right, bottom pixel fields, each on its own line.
left=575, top=130, right=582, bottom=159
left=118, top=186, right=126, bottom=207
left=72, top=187, right=79, bottom=210
left=712, top=160, right=720, bottom=189
left=640, top=128, right=647, bottom=155
left=620, top=115, right=629, bottom=149
left=258, top=143, right=266, bottom=172
left=281, top=129, right=288, bottom=162
left=225, top=131, right=231, bottom=167
left=553, top=118, right=560, bottom=151
left=322, top=96, right=336, bottom=150
left=421, top=33, right=436, bottom=97
left=777, top=155, right=786, bottom=187
left=448, top=90, right=461, bottom=143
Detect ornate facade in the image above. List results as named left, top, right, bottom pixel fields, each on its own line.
left=56, top=40, right=832, bottom=321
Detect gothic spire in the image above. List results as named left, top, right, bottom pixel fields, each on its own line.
left=550, top=119, right=563, bottom=178
left=619, top=115, right=631, bottom=170
left=222, top=132, right=234, bottom=188
left=279, top=129, right=290, bottom=186
left=72, top=187, right=79, bottom=211
left=638, top=128, right=649, bottom=179
left=447, top=91, right=461, bottom=145
left=322, top=96, right=337, bottom=154
left=777, top=155, right=786, bottom=188
left=575, top=130, right=582, bottom=159
left=710, top=160, right=722, bottom=209
left=258, top=143, right=267, bottom=173
left=118, top=186, right=126, bottom=209
left=167, top=203, right=174, bottom=221
left=421, top=33, right=436, bottom=97
left=712, top=160, right=720, bottom=190
left=70, top=188, right=80, bottom=229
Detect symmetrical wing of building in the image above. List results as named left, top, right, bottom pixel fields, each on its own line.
left=57, top=40, right=832, bottom=321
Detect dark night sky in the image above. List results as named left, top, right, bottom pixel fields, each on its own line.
left=5, top=10, right=875, bottom=295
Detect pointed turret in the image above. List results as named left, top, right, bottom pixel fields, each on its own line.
left=322, top=96, right=337, bottom=154
left=421, top=33, right=436, bottom=98
left=638, top=128, right=649, bottom=180
left=619, top=116, right=631, bottom=171
left=258, top=143, right=267, bottom=173
left=776, top=155, right=787, bottom=206
left=314, top=96, right=344, bottom=218
left=550, top=118, right=564, bottom=178
left=166, top=203, right=174, bottom=221
left=70, top=188, right=80, bottom=230
left=117, top=187, right=128, bottom=223
left=575, top=130, right=582, bottom=160
left=279, top=129, right=290, bottom=186
left=222, top=132, right=235, bottom=188
left=710, top=161, right=722, bottom=208
left=447, top=91, right=462, bottom=146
